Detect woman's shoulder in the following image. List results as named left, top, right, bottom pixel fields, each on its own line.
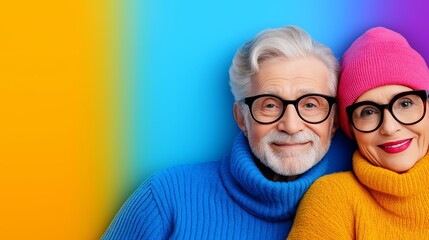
left=305, top=171, right=363, bottom=200
left=290, top=172, right=361, bottom=239
left=317, top=171, right=357, bottom=184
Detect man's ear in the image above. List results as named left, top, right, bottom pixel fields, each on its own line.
left=234, top=103, right=248, bottom=137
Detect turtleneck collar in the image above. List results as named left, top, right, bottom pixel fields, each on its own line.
left=354, top=150, right=429, bottom=197
left=353, top=150, right=429, bottom=219
left=220, top=132, right=330, bottom=221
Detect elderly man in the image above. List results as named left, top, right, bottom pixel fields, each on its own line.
left=102, top=26, right=354, bottom=239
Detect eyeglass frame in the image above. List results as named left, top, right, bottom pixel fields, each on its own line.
left=241, top=93, right=336, bottom=125
left=345, top=90, right=429, bottom=133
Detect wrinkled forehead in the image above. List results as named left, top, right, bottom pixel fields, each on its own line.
left=250, top=56, right=331, bottom=98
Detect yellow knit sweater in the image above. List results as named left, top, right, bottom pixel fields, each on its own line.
left=288, top=151, right=429, bottom=239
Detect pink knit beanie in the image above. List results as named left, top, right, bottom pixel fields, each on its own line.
left=338, top=27, right=429, bottom=139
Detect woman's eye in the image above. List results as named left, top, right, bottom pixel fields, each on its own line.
left=399, top=100, right=413, bottom=108
left=360, top=107, right=376, bottom=117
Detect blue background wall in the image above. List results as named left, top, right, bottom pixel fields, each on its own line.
left=133, top=0, right=429, bottom=185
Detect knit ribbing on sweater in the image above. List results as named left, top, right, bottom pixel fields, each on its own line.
left=288, top=151, right=429, bottom=239
left=102, top=131, right=354, bottom=239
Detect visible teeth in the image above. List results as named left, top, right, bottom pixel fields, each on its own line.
left=384, top=141, right=408, bottom=148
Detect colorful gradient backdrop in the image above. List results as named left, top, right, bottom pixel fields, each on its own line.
left=1, top=0, right=428, bottom=239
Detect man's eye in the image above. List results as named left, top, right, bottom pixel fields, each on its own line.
left=305, top=103, right=316, bottom=108
left=264, top=103, right=276, bottom=109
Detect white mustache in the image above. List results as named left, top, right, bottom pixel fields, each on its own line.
left=262, top=131, right=318, bottom=144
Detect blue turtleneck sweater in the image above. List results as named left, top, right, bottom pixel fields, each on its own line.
left=102, top=131, right=354, bottom=239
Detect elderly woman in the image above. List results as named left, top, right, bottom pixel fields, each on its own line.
left=288, top=27, right=429, bottom=239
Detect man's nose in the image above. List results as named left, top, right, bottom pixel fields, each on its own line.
left=276, top=105, right=305, bottom=134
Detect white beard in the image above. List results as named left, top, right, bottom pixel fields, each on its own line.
left=244, top=112, right=332, bottom=176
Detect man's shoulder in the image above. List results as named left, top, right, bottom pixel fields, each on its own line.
left=147, top=160, right=222, bottom=187
left=133, top=160, right=227, bottom=212
left=156, top=160, right=221, bottom=176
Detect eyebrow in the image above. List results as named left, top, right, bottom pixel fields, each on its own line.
left=297, top=88, right=320, bottom=95
left=262, top=88, right=325, bottom=98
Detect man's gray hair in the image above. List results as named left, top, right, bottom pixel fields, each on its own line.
left=229, top=26, right=339, bottom=101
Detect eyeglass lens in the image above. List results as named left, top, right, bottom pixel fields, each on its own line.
left=250, top=95, right=331, bottom=124
left=350, top=92, right=426, bottom=132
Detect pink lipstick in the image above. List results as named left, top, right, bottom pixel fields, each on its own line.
left=378, top=139, right=412, bottom=154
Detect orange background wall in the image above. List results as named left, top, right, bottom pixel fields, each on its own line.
left=0, top=1, right=126, bottom=238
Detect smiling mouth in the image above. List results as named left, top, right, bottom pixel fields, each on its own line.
left=378, top=139, right=412, bottom=154
left=272, top=142, right=309, bottom=147
left=379, top=139, right=411, bottom=148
